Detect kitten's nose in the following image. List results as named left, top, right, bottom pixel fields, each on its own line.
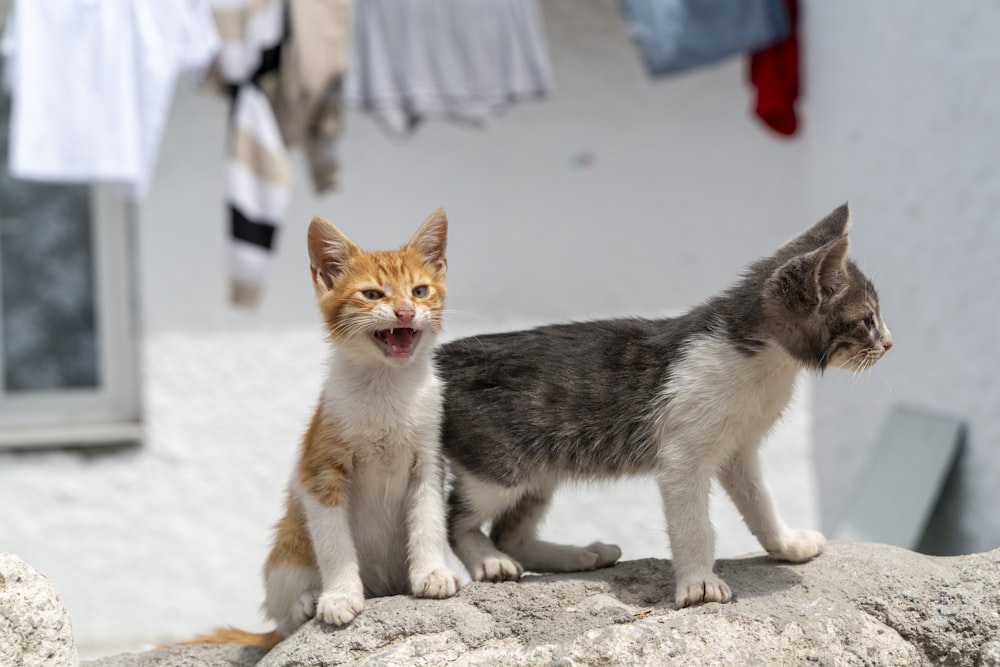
left=883, top=336, right=893, bottom=352
left=395, top=308, right=415, bottom=326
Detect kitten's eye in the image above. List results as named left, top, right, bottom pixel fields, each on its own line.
left=862, top=314, right=875, bottom=330
left=412, top=286, right=429, bottom=298
left=361, top=289, right=384, bottom=300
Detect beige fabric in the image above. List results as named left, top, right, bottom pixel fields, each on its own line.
left=231, top=280, right=262, bottom=308
left=230, top=125, right=295, bottom=187
left=272, top=0, right=349, bottom=192
left=208, top=0, right=348, bottom=192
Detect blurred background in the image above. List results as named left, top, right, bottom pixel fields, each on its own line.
left=0, top=0, right=997, bottom=659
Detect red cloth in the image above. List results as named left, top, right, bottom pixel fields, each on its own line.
left=749, top=0, right=800, bottom=136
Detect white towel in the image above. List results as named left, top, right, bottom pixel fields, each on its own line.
left=2, top=0, right=219, bottom=199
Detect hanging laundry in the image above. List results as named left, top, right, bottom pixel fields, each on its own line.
left=346, top=0, right=555, bottom=135
left=1, top=0, right=219, bottom=199
left=749, top=0, right=800, bottom=136
left=208, top=0, right=349, bottom=308
left=619, top=0, right=788, bottom=76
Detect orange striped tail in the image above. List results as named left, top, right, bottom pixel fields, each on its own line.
left=176, top=627, right=284, bottom=651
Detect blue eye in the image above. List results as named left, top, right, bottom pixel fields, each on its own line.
left=412, top=286, right=429, bottom=298
left=362, top=289, right=384, bottom=300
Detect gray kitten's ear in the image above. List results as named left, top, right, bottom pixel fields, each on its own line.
left=814, top=203, right=852, bottom=239
left=308, top=215, right=360, bottom=290
left=767, top=235, right=851, bottom=312
left=784, top=203, right=852, bottom=251
left=409, top=207, right=448, bottom=277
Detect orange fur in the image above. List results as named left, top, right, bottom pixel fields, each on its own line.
left=296, top=407, right=351, bottom=508
left=176, top=627, right=283, bottom=651
left=177, top=208, right=451, bottom=651
left=266, top=492, right=316, bottom=570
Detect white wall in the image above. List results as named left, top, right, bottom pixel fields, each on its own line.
left=14, top=0, right=999, bottom=658
left=801, top=1, right=1000, bottom=554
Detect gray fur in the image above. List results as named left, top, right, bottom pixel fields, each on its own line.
left=435, top=204, right=892, bottom=605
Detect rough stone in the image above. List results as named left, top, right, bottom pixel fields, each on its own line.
left=0, top=552, right=79, bottom=667
left=83, top=541, right=1000, bottom=667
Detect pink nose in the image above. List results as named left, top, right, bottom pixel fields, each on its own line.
left=395, top=309, right=415, bottom=326
left=883, top=338, right=893, bottom=352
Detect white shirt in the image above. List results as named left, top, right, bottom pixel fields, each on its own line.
left=1, top=0, right=219, bottom=199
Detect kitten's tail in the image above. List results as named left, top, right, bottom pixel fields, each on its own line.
left=173, top=626, right=284, bottom=651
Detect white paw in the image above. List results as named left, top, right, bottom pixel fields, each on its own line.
left=473, top=555, right=523, bottom=582
left=411, top=567, right=461, bottom=599
left=768, top=529, right=826, bottom=563
left=315, top=589, right=364, bottom=626
left=586, top=541, right=622, bottom=569
left=291, top=590, right=317, bottom=627
left=674, top=573, right=732, bottom=609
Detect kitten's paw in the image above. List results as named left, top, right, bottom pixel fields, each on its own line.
left=768, top=529, right=826, bottom=563
left=674, top=574, right=732, bottom=609
left=568, top=542, right=622, bottom=571
left=411, top=567, right=461, bottom=599
left=291, top=590, right=317, bottom=627
left=315, top=589, right=364, bottom=627
left=586, top=541, right=622, bottom=569
left=473, top=555, right=523, bottom=582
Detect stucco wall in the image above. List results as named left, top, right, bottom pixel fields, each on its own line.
left=801, top=1, right=1000, bottom=554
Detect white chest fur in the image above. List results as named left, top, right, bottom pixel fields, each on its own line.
left=658, top=334, right=800, bottom=467
left=318, top=351, right=444, bottom=595
left=322, top=351, right=443, bottom=453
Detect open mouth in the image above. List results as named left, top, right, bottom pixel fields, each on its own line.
left=371, top=328, right=421, bottom=359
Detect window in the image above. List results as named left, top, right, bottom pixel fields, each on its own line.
left=0, top=68, right=141, bottom=448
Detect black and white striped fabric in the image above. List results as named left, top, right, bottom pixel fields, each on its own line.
left=210, top=0, right=291, bottom=307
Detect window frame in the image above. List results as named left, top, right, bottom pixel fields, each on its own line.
left=0, top=186, right=142, bottom=448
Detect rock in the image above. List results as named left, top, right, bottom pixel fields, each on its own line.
left=85, top=541, right=1000, bottom=667
left=0, top=552, right=79, bottom=667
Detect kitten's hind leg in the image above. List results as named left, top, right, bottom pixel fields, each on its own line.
left=718, top=445, right=825, bottom=563
left=491, top=489, right=621, bottom=574
left=448, top=482, right=524, bottom=582
left=264, top=563, right=321, bottom=637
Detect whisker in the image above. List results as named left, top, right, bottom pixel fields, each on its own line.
left=873, top=365, right=893, bottom=393
left=438, top=309, right=481, bottom=321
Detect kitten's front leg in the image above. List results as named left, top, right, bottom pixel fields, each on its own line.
left=406, top=454, right=461, bottom=598
left=656, top=466, right=731, bottom=608
left=718, top=445, right=825, bottom=563
left=298, top=489, right=365, bottom=626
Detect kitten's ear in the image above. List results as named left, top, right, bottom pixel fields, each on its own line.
left=408, top=208, right=448, bottom=277
left=308, top=216, right=361, bottom=290
left=784, top=203, right=853, bottom=251
left=814, top=203, right=852, bottom=239
left=767, top=235, right=851, bottom=312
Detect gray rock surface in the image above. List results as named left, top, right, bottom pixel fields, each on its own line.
left=85, top=541, right=1000, bottom=667
left=0, top=552, right=79, bottom=667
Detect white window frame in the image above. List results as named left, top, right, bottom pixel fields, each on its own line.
left=0, top=186, right=142, bottom=448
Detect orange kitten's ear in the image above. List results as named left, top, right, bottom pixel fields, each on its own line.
left=308, top=216, right=360, bottom=289
left=408, top=208, right=448, bottom=277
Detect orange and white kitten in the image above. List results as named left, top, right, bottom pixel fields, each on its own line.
left=269, top=209, right=460, bottom=634
left=195, top=209, right=460, bottom=648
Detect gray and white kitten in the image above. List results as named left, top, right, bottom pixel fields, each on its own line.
left=435, top=204, right=892, bottom=608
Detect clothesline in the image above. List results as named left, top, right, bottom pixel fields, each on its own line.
left=0, top=0, right=799, bottom=309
